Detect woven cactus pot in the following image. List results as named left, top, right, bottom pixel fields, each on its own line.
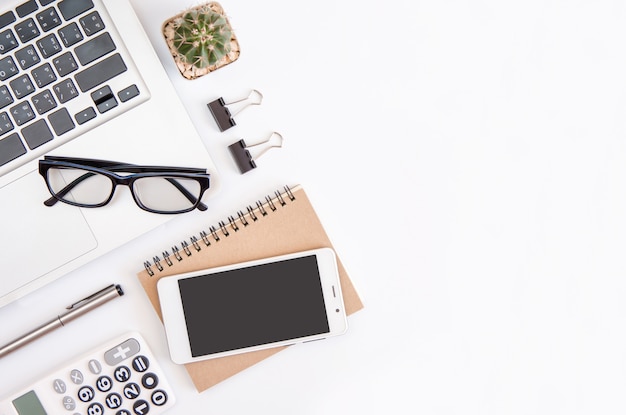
left=162, top=2, right=240, bottom=80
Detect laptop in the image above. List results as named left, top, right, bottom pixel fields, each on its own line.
left=0, top=0, right=220, bottom=307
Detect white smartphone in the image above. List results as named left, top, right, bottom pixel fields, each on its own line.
left=157, top=248, right=348, bottom=364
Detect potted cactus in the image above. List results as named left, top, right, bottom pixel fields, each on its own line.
left=162, top=2, right=240, bottom=80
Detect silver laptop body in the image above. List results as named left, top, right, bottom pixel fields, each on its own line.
left=0, top=0, right=219, bottom=307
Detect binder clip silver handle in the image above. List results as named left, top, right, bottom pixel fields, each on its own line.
left=207, top=89, right=263, bottom=132
left=228, top=132, right=284, bottom=174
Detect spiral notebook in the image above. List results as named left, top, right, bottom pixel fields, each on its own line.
left=137, top=185, right=364, bottom=392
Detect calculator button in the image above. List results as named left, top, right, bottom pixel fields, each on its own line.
left=141, top=373, right=158, bottom=390
left=87, top=402, right=104, bottom=415
left=105, top=338, right=140, bottom=365
left=116, top=410, right=132, bottom=415
left=132, top=399, right=149, bottom=415
left=95, top=375, right=113, bottom=392
left=151, top=390, right=168, bottom=406
left=113, top=365, right=131, bottom=382
left=69, top=369, right=84, bottom=384
left=77, top=385, right=95, bottom=402
left=53, top=378, right=67, bottom=393
left=132, top=355, right=149, bottom=372
left=123, top=382, right=141, bottom=400
left=63, top=395, right=76, bottom=410
left=105, top=392, right=123, bottom=409
left=88, top=359, right=102, bottom=374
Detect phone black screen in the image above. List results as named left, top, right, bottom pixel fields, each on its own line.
left=178, top=255, right=330, bottom=357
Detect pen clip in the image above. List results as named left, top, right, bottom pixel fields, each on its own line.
left=66, top=284, right=115, bottom=310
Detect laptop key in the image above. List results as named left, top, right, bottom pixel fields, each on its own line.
left=48, top=107, right=74, bottom=135
left=32, top=89, right=57, bottom=115
left=0, top=56, right=18, bottom=81
left=15, top=18, right=40, bottom=43
left=58, top=0, right=94, bottom=21
left=0, top=30, right=19, bottom=54
left=31, top=62, right=57, bottom=87
left=0, top=133, right=26, bottom=167
left=10, top=101, right=35, bottom=126
left=10, top=74, right=35, bottom=99
left=0, top=112, right=14, bottom=135
left=0, top=12, right=16, bottom=30
left=16, top=0, right=38, bottom=18
left=36, top=33, right=62, bottom=58
left=22, top=118, right=53, bottom=149
left=75, top=107, right=96, bottom=125
left=15, top=45, right=41, bottom=70
left=75, top=32, right=115, bottom=65
left=53, top=51, right=78, bottom=77
left=58, top=22, right=83, bottom=47
left=118, top=84, right=139, bottom=102
left=80, top=11, right=104, bottom=36
left=36, top=7, right=62, bottom=32
left=74, top=53, right=126, bottom=92
left=0, top=86, right=13, bottom=109
left=53, top=78, right=78, bottom=103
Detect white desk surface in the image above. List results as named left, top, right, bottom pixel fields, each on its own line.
left=2, top=0, right=626, bottom=413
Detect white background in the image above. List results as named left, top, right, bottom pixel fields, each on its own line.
left=2, top=0, right=626, bottom=413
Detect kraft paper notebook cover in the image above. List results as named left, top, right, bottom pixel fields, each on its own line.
left=137, top=185, right=364, bottom=392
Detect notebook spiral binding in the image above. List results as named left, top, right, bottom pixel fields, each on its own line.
left=143, top=185, right=296, bottom=276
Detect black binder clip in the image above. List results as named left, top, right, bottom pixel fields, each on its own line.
left=207, top=89, right=263, bottom=132
left=228, top=132, right=284, bottom=174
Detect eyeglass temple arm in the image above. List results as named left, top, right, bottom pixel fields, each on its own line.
left=44, top=173, right=208, bottom=211
left=165, top=177, right=208, bottom=211
left=44, top=156, right=207, bottom=174
left=44, top=171, right=96, bottom=206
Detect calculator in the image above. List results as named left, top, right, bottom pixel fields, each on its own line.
left=0, top=332, right=175, bottom=415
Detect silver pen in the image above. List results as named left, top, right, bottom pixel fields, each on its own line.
left=0, top=284, right=124, bottom=358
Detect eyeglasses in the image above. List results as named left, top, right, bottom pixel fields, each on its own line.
left=38, top=156, right=211, bottom=214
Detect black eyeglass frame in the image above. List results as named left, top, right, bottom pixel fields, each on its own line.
left=38, top=156, right=211, bottom=214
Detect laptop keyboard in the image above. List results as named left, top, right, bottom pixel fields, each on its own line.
left=0, top=0, right=148, bottom=173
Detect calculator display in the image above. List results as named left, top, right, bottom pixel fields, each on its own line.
left=12, top=391, right=46, bottom=415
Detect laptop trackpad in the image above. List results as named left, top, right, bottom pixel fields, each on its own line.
left=1, top=170, right=97, bottom=294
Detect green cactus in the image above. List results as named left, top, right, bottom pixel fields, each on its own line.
left=172, top=5, right=232, bottom=69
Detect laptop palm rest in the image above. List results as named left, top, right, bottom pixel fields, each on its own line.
left=0, top=170, right=97, bottom=296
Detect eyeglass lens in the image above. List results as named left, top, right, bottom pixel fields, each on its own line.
left=46, top=167, right=114, bottom=206
left=132, top=176, right=202, bottom=212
